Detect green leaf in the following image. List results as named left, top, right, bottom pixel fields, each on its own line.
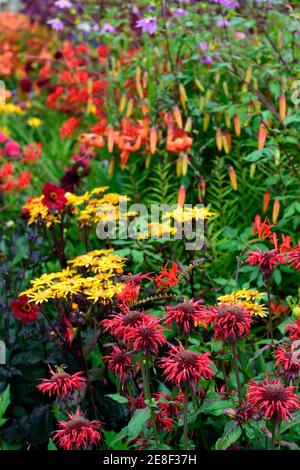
left=47, top=439, right=57, bottom=450
left=105, top=393, right=128, bottom=404
left=0, top=386, right=10, bottom=420
left=200, top=399, right=234, bottom=416
left=215, top=423, right=242, bottom=450
left=244, top=148, right=274, bottom=163
left=127, top=407, right=151, bottom=440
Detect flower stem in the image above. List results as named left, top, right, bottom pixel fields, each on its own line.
left=232, top=343, right=243, bottom=408
left=183, top=385, right=189, bottom=450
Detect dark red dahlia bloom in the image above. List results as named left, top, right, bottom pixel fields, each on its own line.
left=165, top=299, right=206, bottom=333
left=37, top=366, right=86, bottom=398
left=247, top=247, right=285, bottom=278
left=104, top=345, right=132, bottom=386
left=210, top=304, right=252, bottom=343
left=10, top=295, right=40, bottom=324
left=155, top=263, right=180, bottom=289
left=53, top=409, right=102, bottom=450
left=274, top=346, right=300, bottom=383
left=127, top=317, right=166, bottom=355
left=285, top=320, right=300, bottom=341
left=288, top=243, right=300, bottom=273
left=159, top=342, right=214, bottom=387
left=102, top=307, right=150, bottom=342
left=247, top=377, right=300, bottom=421
left=41, top=182, right=67, bottom=211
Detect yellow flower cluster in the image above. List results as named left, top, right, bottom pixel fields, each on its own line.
left=23, top=196, right=60, bottom=227
left=0, top=103, right=23, bottom=114
left=21, top=249, right=125, bottom=305
left=218, top=289, right=267, bottom=318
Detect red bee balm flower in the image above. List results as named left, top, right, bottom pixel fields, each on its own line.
left=104, top=345, right=132, bottom=386
left=159, top=342, right=214, bottom=387
left=53, top=409, right=102, bottom=450
left=37, top=366, right=86, bottom=398
left=127, top=317, right=166, bottom=355
left=247, top=378, right=300, bottom=421
left=274, top=347, right=300, bottom=383
left=41, top=182, right=67, bottom=211
left=10, top=295, right=40, bottom=324
left=210, top=304, right=252, bottom=343
left=247, top=247, right=285, bottom=278
left=165, top=299, right=206, bottom=333
left=288, top=243, right=300, bottom=273
left=102, top=308, right=150, bottom=342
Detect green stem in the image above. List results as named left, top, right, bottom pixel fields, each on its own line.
left=232, top=343, right=243, bottom=408
left=183, top=386, right=189, bottom=450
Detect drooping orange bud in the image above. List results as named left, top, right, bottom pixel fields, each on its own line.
left=126, top=99, right=134, bottom=117
left=178, top=185, right=186, bottom=208
left=258, top=122, right=268, bottom=149
left=229, top=165, right=238, bottom=191
left=197, top=175, right=206, bottom=203
left=107, top=125, right=114, bottom=153
left=141, top=101, right=149, bottom=116
left=263, top=190, right=270, bottom=213
left=203, top=113, right=210, bottom=132
left=279, top=93, right=286, bottom=121
left=216, top=128, right=223, bottom=151
left=119, top=94, right=127, bottom=113
left=233, top=114, right=241, bottom=137
left=223, top=130, right=231, bottom=154
left=173, top=106, right=183, bottom=129
left=150, top=127, right=157, bottom=154
left=272, top=199, right=280, bottom=224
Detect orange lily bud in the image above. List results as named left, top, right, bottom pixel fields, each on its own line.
left=141, top=101, right=149, bottom=116
left=178, top=185, right=186, bottom=208
left=194, top=78, right=205, bottom=92
left=119, top=94, right=127, bottom=113
left=197, top=175, right=206, bottom=203
left=263, top=190, right=270, bottom=213
left=184, top=117, right=192, bottom=133
left=233, top=114, right=241, bottom=137
left=279, top=93, right=286, bottom=121
left=142, top=71, right=148, bottom=89
left=179, top=83, right=187, bottom=110
left=176, top=158, right=182, bottom=177
left=150, top=127, right=157, bottom=154
left=135, top=66, right=142, bottom=81
left=173, top=106, right=183, bottom=129
left=223, top=130, right=231, bottom=154
left=250, top=163, right=256, bottom=179
left=107, top=126, right=114, bottom=153
left=223, top=81, right=229, bottom=97
left=229, top=165, right=238, bottom=191
left=136, top=80, right=144, bottom=98
left=126, top=99, right=134, bottom=117
left=225, top=110, right=231, bottom=129
left=181, top=152, right=188, bottom=176
left=258, top=122, right=268, bottom=149
left=272, top=199, right=280, bottom=224
left=203, top=113, right=210, bottom=132
left=216, top=128, right=223, bottom=151
left=108, top=157, right=115, bottom=177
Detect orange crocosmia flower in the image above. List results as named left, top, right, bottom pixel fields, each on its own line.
left=0, top=178, right=15, bottom=192
left=60, top=117, right=81, bottom=138
left=23, top=142, right=43, bottom=163
left=252, top=215, right=272, bottom=240
left=16, top=171, right=31, bottom=189
left=166, top=128, right=192, bottom=153
left=0, top=162, right=14, bottom=178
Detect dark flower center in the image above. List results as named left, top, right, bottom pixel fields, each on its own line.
left=263, top=383, right=288, bottom=402
left=50, top=191, right=58, bottom=201
left=175, top=303, right=195, bottom=314
left=51, top=372, right=70, bottom=382
left=177, top=350, right=197, bottom=368
left=22, top=303, right=32, bottom=313
left=123, top=311, right=143, bottom=326
left=65, top=417, right=89, bottom=433
left=218, top=305, right=245, bottom=321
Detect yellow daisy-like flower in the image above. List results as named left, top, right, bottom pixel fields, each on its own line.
left=23, top=196, right=60, bottom=227
left=68, top=249, right=125, bottom=275
left=0, top=103, right=23, bottom=114
left=218, top=289, right=267, bottom=318
left=27, top=117, right=42, bottom=127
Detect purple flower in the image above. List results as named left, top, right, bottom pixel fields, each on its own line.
left=216, top=18, right=230, bottom=28
left=100, top=22, right=116, bottom=34
left=199, top=55, right=214, bottom=65
left=136, top=16, right=157, bottom=35
left=173, top=8, right=189, bottom=17
left=47, top=18, right=64, bottom=31
left=54, top=0, right=73, bottom=8
left=212, top=0, right=238, bottom=8
left=199, top=41, right=209, bottom=51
